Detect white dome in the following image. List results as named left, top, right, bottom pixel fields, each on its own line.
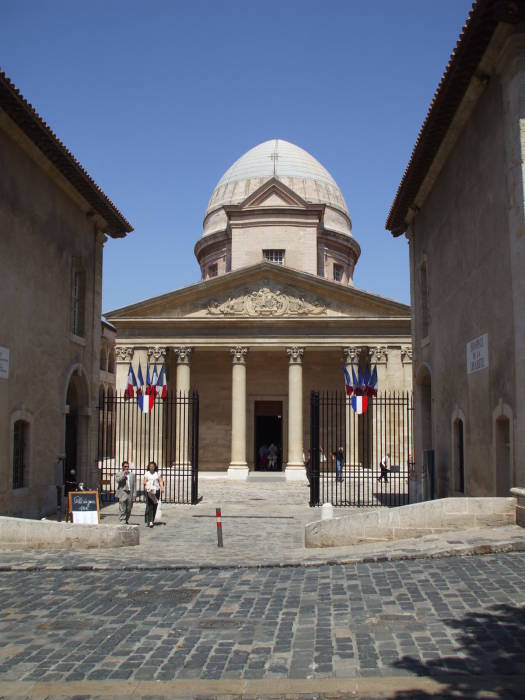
left=205, top=139, right=349, bottom=220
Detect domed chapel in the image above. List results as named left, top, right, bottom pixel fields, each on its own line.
left=107, top=140, right=412, bottom=479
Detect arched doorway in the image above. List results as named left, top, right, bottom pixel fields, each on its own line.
left=495, top=416, right=511, bottom=496
left=416, top=364, right=433, bottom=497
left=64, top=368, right=89, bottom=486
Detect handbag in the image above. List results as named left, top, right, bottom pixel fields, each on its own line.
left=154, top=497, right=162, bottom=523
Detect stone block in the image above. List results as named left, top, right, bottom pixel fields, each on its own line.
left=0, top=516, right=139, bottom=549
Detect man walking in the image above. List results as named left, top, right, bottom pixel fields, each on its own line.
left=116, top=461, right=136, bottom=524
left=378, top=453, right=390, bottom=484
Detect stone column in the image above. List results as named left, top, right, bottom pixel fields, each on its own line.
left=174, top=346, right=192, bottom=466
left=285, top=346, right=306, bottom=481
left=228, top=346, right=249, bottom=479
left=115, top=346, right=135, bottom=392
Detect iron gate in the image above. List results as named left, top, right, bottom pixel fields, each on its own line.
left=98, top=391, right=199, bottom=504
left=309, top=391, right=413, bottom=506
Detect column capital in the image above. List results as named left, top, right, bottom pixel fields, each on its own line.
left=401, top=345, right=413, bottom=364
left=231, top=346, right=248, bottom=364
left=370, top=345, right=388, bottom=365
left=343, top=346, right=372, bottom=364
left=286, top=346, right=304, bottom=364
left=115, top=345, right=134, bottom=363
left=147, top=345, right=168, bottom=362
left=174, top=346, right=192, bottom=365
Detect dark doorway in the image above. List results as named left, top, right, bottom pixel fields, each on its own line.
left=255, top=401, right=283, bottom=471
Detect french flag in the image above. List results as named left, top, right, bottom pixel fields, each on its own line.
left=138, top=364, right=155, bottom=413
left=343, top=364, right=353, bottom=396
left=351, top=395, right=369, bottom=414
left=124, top=362, right=137, bottom=399
left=157, top=364, right=168, bottom=399
left=150, top=362, right=159, bottom=398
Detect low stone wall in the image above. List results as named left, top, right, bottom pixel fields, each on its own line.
left=511, top=488, right=525, bottom=528
left=0, top=516, right=139, bottom=549
left=305, top=497, right=516, bottom=548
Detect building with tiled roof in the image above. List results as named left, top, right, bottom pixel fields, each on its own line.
left=0, top=68, right=132, bottom=516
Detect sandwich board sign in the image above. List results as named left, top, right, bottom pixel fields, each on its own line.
left=68, top=491, right=100, bottom=524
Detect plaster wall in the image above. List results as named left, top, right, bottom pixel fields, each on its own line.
left=0, top=124, right=103, bottom=517
left=231, top=225, right=318, bottom=274
left=411, top=60, right=516, bottom=496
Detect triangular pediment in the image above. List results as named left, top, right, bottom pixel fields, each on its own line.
left=233, top=177, right=312, bottom=211
left=105, top=263, right=410, bottom=324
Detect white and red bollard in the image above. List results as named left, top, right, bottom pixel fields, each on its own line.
left=216, top=507, right=223, bottom=548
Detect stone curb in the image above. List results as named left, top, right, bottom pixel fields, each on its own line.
left=1, top=537, right=524, bottom=573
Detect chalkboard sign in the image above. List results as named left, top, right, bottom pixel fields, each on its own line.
left=68, top=491, right=100, bottom=524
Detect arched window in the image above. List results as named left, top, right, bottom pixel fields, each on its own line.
left=72, top=268, right=86, bottom=337
left=108, top=350, right=115, bottom=374
left=420, top=260, right=430, bottom=338
left=453, top=418, right=465, bottom=493
left=12, top=420, right=28, bottom=489
left=495, top=416, right=511, bottom=496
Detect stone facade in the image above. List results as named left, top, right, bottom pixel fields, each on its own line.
left=387, top=12, right=525, bottom=498
left=0, top=72, right=131, bottom=517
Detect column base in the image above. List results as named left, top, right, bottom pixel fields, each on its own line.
left=227, top=463, right=249, bottom=480
left=285, top=463, right=307, bottom=482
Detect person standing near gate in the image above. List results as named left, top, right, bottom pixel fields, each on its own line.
left=144, top=461, right=164, bottom=528
left=378, top=453, right=391, bottom=484
left=336, top=447, right=344, bottom=482
left=116, top=461, right=136, bottom=524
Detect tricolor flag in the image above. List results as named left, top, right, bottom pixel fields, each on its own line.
left=343, top=364, right=353, bottom=396
left=138, top=363, right=155, bottom=413
left=136, top=360, right=144, bottom=397
left=351, top=395, right=369, bottom=414
left=367, top=365, right=378, bottom=397
left=157, top=364, right=168, bottom=399
left=150, top=362, right=159, bottom=398
left=124, top=361, right=137, bottom=399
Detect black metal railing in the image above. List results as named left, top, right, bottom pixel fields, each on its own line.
left=309, top=391, right=413, bottom=507
left=97, top=390, right=199, bottom=504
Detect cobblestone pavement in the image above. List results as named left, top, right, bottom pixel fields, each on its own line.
left=1, top=480, right=525, bottom=571
left=1, top=553, right=525, bottom=698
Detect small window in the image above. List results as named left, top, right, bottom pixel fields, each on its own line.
left=72, top=269, right=86, bottom=337
left=263, top=249, right=285, bottom=265
left=420, top=261, right=430, bottom=338
left=207, top=263, right=218, bottom=278
left=333, top=263, right=343, bottom=282
left=13, top=420, right=27, bottom=489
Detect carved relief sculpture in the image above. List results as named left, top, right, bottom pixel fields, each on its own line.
left=208, top=286, right=326, bottom=317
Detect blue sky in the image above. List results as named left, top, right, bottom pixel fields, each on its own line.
left=2, top=0, right=472, bottom=311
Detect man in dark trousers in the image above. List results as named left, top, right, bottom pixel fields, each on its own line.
left=378, top=453, right=390, bottom=484
left=115, top=461, right=136, bottom=524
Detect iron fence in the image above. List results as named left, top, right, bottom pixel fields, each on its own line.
left=310, top=391, right=413, bottom=507
left=97, top=391, right=199, bottom=504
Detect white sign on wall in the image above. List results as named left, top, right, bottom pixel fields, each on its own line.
left=0, top=347, right=9, bottom=380
left=467, top=333, right=489, bottom=374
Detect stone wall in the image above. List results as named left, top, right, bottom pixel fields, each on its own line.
left=0, top=123, right=103, bottom=517
left=410, top=43, right=521, bottom=497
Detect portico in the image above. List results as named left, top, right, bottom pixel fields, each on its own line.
left=106, top=140, right=412, bottom=479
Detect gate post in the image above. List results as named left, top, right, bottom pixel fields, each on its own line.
left=310, top=391, right=320, bottom=506
left=191, top=391, right=199, bottom=505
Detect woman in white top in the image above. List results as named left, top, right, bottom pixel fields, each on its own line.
left=143, top=461, right=164, bottom=527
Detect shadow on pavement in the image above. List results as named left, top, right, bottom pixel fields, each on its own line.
left=392, top=603, right=525, bottom=699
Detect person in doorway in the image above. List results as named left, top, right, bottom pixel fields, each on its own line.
left=259, top=444, right=269, bottom=469
left=336, top=447, right=344, bottom=482
left=268, top=442, right=279, bottom=470
left=144, top=461, right=164, bottom=527
left=116, top=461, right=136, bottom=524
left=378, top=453, right=391, bottom=484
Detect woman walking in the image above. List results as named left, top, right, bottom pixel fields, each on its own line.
left=143, top=461, right=164, bottom=528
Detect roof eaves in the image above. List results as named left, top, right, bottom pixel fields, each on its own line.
left=385, top=0, right=525, bottom=236
left=0, top=69, right=133, bottom=237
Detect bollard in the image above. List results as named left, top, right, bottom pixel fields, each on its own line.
left=216, top=507, right=223, bottom=547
